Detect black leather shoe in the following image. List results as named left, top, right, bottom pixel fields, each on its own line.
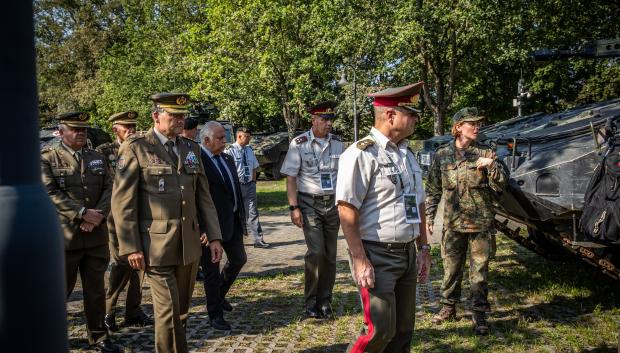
left=104, top=314, right=118, bottom=332
left=209, top=315, right=232, bottom=331
left=253, top=240, right=271, bottom=248
left=93, top=338, right=123, bottom=353
left=222, top=299, right=233, bottom=312
left=304, top=306, right=320, bottom=319
left=125, top=313, right=154, bottom=327
left=320, top=303, right=334, bottom=319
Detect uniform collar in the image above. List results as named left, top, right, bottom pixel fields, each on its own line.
left=369, top=127, right=407, bottom=150
left=309, top=129, right=331, bottom=144
left=153, top=127, right=176, bottom=147
left=61, top=141, right=82, bottom=156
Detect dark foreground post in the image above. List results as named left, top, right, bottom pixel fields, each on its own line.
left=0, top=1, right=68, bottom=352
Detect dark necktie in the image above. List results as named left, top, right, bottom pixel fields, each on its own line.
left=214, top=154, right=234, bottom=194
left=165, top=140, right=178, bottom=167
left=241, top=148, right=249, bottom=182
left=74, top=151, right=81, bottom=164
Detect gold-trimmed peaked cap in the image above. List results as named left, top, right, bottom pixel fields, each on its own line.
left=150, top=92, right=191, bottom=114
left=109, top=111, right=138, bottom=125
left=308, top=100, right=337, bottom=119
left=368, top=81, right=424, bottom=113
left=452, top=107, right=484, bottom=123
left=58, top=111, right=90, bottom=128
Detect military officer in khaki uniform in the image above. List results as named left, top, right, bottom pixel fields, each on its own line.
left=280, top=101, right=344, bottom=319
left=336, top=83, right=431, bottom=353
left=112, top=93, right=224, bottom=353
left=96, top=111, right=153, bottom=331
left=41, top=112, right=122, bottom=353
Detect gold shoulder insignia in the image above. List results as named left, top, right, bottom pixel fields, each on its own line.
left=295, top=135, right=308, bottom=144
left=126, top=133, right=145, bottom=144
left=356, top=138, right=375, bottom=150
left=41, top=147, right=53, bottom=154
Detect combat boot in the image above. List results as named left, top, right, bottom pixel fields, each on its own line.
left=472, top=311, right=489, bottom=335
left=431, top=305, right=456, bottom=325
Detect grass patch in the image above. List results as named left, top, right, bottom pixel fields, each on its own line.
left=194, top=234, right=620, bottom=352
left=256, top=179, right=287, bottom=212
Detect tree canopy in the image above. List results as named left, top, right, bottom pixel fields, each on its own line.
left=35, top=0, right=620, bottom=138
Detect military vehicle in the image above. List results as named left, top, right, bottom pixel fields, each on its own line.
left=249, top=131, right=289, bottom=179
left=417, top=98, right=620, bottom=281
left=39, top=126, right=112, bottom=150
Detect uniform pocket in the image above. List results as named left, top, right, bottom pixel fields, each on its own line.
left=183, top=165, right=198, bottom=174
left=140, top=220, right=168, bottom=234
left=466, top=165, right=487, bottom=188
left=440, top=164, right=457, bottom=190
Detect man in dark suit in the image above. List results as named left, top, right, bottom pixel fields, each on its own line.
left=199, top=120, right=248, bottom=331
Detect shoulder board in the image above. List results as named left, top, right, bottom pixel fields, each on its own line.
left=295, top=135, right=308, bottom=144
left=434, top=144, right=450, bottom=153
left=356, top=138, right=375, bottom=150
left=126, top=134, right=145, bottom=144
left=41, top=147, right=53, bottom=154
left=330, top=134, right=342, bottom=141
left=179, top=136, right=197, bottom=144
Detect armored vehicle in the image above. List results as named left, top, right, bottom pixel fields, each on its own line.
left=417, top=98, right=620, bottom=280
left=249, top=131, right=289, bottom=179
left=40, top=126, right=112, bottom=150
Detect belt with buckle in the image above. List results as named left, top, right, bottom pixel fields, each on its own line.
left=362, top=239, right=415, bottom=250
left=299, top=192, right=334, bottom=201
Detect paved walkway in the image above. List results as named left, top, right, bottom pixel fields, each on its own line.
left=67, top=212, right=444, bottom=352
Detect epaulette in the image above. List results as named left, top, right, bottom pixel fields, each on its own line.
left=356, top=138, right=375, bottom=150
left=125, top=133, right=145, bottom=144
left=330, top=134, right=342, bottom=141
left=295, top=135, right=308, bottom=144
left=41, top=147, right=53, bottom=154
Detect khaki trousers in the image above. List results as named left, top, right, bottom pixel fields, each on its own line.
left=146, top=261, right=199, bottom=353
left=65, top=244, right=110, bottom=345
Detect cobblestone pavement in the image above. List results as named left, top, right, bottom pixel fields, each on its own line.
left=68, top=212, right=448, bottom=352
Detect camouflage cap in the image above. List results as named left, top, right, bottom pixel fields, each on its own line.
left=452, top=107, right=484, bottom=123
left=58, top=111, right=90, bottom=128
left=309, top=101, right=337, bottom=119
left=150, top=92, right=191, bottom=114
left=109, top=111, right=138, bottom=125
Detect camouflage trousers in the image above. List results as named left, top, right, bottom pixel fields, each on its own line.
left=439, top=230, right=493, bottom=312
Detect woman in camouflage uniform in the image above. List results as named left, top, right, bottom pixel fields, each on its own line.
left=425, top=107, right=507, bottom=335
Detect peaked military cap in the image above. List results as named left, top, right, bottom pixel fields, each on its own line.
left=368, top=81, right=424, bottom=113
left=150, top=92, right=191, bottom=114
left=58, top=111, right=90, bottom=128
left=452, top=107, right=484, bottom=123
left=308, top=101, right=337, bottom=119
left=109, top=111, right=138, bottom=125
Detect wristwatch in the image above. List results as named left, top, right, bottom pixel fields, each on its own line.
left=418, top=244, right=431, bottom=252
left=289, top=205, right=300, bottom=211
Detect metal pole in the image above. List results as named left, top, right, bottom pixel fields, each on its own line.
left=352, top=69, right=358, bottom=142
left=517, top=79, right=523, bottom=118
left=0, top=1, right=68, bottom=352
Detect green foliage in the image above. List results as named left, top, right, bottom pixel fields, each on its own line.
left=35, top=0, right=620, bottom=139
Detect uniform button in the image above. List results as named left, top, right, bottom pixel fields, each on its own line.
left=182, top=216, right=186, bottom=221
left=181, top=186, right=185, bottom=190
left=85, top=197, right=90, bottom=201
left=83, top=186, right=88, bottom=189
left=147, top=227, right=150, bottom=231
left=182, top=201, right=186, bottom=205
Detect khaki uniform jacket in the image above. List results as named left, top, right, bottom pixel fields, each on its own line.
left=41, top=143, right=113, bottom=250
left=112, top=129, right=222, bottom=267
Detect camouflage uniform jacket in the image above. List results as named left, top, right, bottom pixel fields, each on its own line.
left=425, top=141, right=507, bottom=233
left=96, top=141, right=120, bottom=176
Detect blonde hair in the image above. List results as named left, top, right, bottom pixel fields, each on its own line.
left=451, top=121, right=465, bottom=137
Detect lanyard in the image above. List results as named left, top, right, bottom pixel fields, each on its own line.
left=309, top=133, right=332, bottom=173
left=370, top=134, right=417, bottom=193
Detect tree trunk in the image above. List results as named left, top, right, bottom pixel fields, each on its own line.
left=434, top=108, right=445, bottom=136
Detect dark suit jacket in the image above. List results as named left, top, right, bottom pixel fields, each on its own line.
left=200, top=148, right=246, bottom=242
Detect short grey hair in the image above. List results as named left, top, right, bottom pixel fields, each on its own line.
left=199, top=120, right=223, bottom=146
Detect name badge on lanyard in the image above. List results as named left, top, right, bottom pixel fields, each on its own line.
left=403, top=193, right=421, bottom=224
left=243, top=166, right=251, bottom=182
left=320, top=172, right=333, bottom=191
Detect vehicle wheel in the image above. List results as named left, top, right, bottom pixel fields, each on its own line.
left=271, top=153, right=286, bottom=180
